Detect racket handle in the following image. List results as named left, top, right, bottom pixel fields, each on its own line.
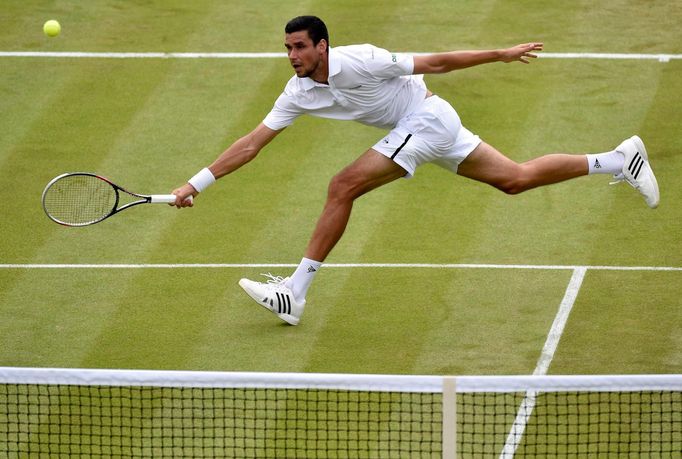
left=151, top=194, right=193, bottom=204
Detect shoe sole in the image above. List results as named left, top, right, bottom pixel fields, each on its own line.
left=238, top=279, right=300, bottom=325
left=630, top=135, right=659, bottom=209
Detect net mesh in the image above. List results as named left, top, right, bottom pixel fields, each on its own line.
left=1, top=369, right=680, bottom=458
left=1, top=385, right=440, bottom=458
left=458, top=391, right=681, bottom=457
left=42, top=174, right=117, bottom=226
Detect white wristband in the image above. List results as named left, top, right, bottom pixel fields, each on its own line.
left=188, top=167, right=216, bottom=193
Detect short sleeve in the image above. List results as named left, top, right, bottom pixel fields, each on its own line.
left=364, top=45, right=414, bottom=79
left=262, top=91, right=303, bottom=131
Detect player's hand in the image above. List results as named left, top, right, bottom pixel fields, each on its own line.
left=171, top=184, right=197, bottom=208
left=500, top=42, right=543, bottom=64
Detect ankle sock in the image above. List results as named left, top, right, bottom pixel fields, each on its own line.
left=288, top=257, right=322, bottom=302
left=586, top=151, right=624, bottom=175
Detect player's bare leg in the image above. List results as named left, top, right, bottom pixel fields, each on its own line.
left=239, top=149, right=405, bottom=325
left=457, top=139, right=658, bottom=207
left=304, top=149, right=407, bottom=261
left=456, top=141, right=588, bottom=194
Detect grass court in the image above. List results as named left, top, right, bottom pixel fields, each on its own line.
left=1, top=0, right=680, bottom=383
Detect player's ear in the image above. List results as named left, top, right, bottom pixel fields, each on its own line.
left=317, top=38, right=328, bottom=53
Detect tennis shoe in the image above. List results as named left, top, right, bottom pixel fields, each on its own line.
left=610, top=135, right=659, bottom=208
left=238, top=274, right=305, bottom=325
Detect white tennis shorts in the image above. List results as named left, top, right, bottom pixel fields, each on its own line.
left=372, top=95, right=481, bottom=178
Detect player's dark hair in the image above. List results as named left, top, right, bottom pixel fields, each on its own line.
left=285, top=16, right=329, bottom=51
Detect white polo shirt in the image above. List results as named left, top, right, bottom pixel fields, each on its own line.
left=263, top=44, right=427, bottom=131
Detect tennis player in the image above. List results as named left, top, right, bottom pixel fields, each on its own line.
left=173, top=16, right=659, bottom=325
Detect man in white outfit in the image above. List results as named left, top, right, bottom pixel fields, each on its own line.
left=173, top=16, right=659, bottom=325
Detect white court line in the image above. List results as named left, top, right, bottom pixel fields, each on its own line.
left=534, top=268, right=588, bottom=375
left=0, top=51, right=287, bottom=59
left=540, top=52, right=680, bottom=62
left=0, top=263, right=680, bottom=271
left=0, top=51, right=680, bottom=61
left=499, top=267, right=587, bottom=458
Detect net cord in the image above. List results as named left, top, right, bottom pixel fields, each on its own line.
left=1, top=367, right=681, bottom=393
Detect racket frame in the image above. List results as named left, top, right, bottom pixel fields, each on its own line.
left=42, top=172, right=179, bottom=227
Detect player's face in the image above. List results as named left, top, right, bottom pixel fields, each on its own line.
left=285, top=31, right=326, bottom=79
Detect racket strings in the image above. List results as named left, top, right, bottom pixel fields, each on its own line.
left=43, top=175, right=117, bottom=226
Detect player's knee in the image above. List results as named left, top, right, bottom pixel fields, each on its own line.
left=494, top=173, right=531, bottom=195
left=497, top=181, right=524, bottom=195
left=502, top=162, right=542, bottom=195
left=327, top=173, right=360, bottom=202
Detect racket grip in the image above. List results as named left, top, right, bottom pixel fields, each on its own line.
left=151, top=195, right=193, bottom=204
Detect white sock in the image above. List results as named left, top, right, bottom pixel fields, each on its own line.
left=287, top=257, right=321, bottom=302
left=586, top=151, right=624, bottom=175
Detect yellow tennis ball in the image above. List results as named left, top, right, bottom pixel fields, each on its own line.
left=43, top=20, right=61, bottom=37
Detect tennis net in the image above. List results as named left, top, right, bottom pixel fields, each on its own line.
left=1, top=367, right=680, bottom=458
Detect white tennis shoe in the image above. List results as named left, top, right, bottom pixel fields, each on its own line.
left=610, top=135, right=659, bottom=208
left=239, top=274, right=305, bottom=325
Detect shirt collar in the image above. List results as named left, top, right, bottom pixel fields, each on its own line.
left=300, top=46, right=340, bottom=91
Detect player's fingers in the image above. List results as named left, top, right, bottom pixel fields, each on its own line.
left=518, top=51, right=539, bottom=63
left=171, top=193, right=188, bottom=208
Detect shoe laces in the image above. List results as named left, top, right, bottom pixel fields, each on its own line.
left=260, top=273, right=287, bottom=285
left=610, top=172, right=641, bottom=189
left=609, top=173, right=625, bottom=186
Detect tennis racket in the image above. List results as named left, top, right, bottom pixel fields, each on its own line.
left=42, top=172, right=191, bottom=227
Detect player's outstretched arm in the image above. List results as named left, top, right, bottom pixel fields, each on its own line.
left=172, top=123, right=282, bottom=207
left=412, top=42, right=543, bottom=74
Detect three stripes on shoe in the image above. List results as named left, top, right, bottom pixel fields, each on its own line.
left=628, top=150, right=644, bottom=180
left=262, top=293, right=292, bottom=315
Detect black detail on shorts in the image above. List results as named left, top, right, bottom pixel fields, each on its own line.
left=391, top=134, right=412, bottom=159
